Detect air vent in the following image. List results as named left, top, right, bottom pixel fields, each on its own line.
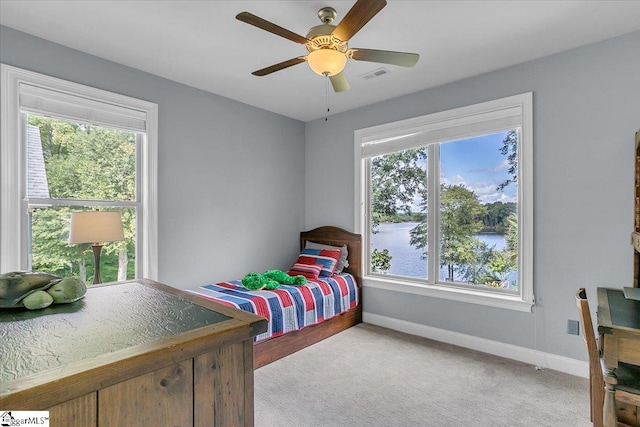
left=361, top=68, right=390, bottom=80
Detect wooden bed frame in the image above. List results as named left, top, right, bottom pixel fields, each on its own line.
left=253, top=226, right=362, bottom=368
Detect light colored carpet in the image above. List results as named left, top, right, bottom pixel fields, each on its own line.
left=254, top=323, right=590, bottom=427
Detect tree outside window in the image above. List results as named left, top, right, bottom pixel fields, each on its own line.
left=1, top=64, right=157, bottom=281
left=27, top=115, right=138, bottom=284
left=367, top=131, right=519, bottom=293
left=357, top=93, right=532, bottom=309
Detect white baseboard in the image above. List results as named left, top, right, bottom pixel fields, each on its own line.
left=363, top=312, right=589, bottom=379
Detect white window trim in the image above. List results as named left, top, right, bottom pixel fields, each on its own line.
left=354, top=93, right=533, bottom=312
left=0, top=64, right=158, bottom=280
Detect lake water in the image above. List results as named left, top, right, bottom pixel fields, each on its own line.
left=371, top=221, right=508, bottom=280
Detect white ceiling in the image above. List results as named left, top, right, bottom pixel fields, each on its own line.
left=2, top=1, right=640, bottom=122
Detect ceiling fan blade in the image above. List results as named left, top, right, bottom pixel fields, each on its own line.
left=252, top=57, right=307, bottom=76
left=349, top=48, right=419, bottom=67
left=332, top=0, right=387, bottom=42
left=236, top=12, right=309, bottom=44
left=330, top=72, right=350, bottom=92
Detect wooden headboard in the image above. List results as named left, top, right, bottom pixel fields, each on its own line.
left=300, top=226, right=362, bottom=286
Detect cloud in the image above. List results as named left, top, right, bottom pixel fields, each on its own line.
left=443, top=175, right=517, bottom=204
left=425, top=172, right=517, bottom=208
left=442, top=174, right=466, bottom=186
left=468, top=158, right=509, bottom=174
left=479, top=192, right=517, bottom=204
left=492, top=158, right=510, bottom=172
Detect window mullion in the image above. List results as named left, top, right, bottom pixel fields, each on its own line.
left=427, top=143, right=439, bottom=285
left=135, top=133, right=142, bottom=279
left=363, top=158, right=372, bottom=275
left=19, top=113, right=29, bottom=270
left=27, top=198, right=138, bottom=208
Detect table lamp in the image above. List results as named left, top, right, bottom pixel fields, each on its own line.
left=69, top=210, right=125, bottom=284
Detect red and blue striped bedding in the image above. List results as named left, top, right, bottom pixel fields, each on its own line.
left=187, top=273, right=358, bottom=342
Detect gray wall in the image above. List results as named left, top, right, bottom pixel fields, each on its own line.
left=0, top=26, right=306, bottom=289
left=305, top=30, right=640, bottom=361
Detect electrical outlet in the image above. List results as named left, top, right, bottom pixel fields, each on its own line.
left=567, top=319, right=580, bottom=335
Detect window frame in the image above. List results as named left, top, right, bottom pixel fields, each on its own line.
left=1, top=64, right=158, bottom=280
left=355, top=93, right=533, bottom=312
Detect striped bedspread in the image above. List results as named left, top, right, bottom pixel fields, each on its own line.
left=187, top=273, right=358, bottom=342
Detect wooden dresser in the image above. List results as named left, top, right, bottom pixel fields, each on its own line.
left=0, top=279, right=267, bottom=427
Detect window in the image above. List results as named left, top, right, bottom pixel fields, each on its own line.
left=1, top=65, right=158, bottom=282
left=355, top=93, right=533, bottom=311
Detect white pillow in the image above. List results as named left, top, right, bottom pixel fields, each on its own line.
left=305, top=241, right=349, bottom=274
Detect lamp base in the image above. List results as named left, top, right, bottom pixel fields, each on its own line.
left=91, top=244, right=104, bottom=284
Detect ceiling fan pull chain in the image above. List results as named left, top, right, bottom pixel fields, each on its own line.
left=325, top=72, right=330, bottom=121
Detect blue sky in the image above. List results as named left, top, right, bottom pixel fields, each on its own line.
left=440, top=131, right=517, bottom=204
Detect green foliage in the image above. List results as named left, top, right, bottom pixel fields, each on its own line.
left=371, top=148, right=427, bottom=219
left=479, top=211, right=519, bottom=288
left=481, top=250, right=516, bottom=285
left=481, top=201, right=516, bottom=232
left=497, top=130, right=518, bottom=192
left=370, top=148, right=426, bottom=269
left=371, top=248, right=391, bottom=273
left=472, top=213, right=518, bottom=287
left=439, top=185, right=487, bottom=242
left=409, top=184, right=488, bottom=282
left=32, top=116, right=136, bottom=200
left=370, top=145, right=519, bottom=288
left=27, top=115, right=136, bottom=283
left=454, top=239, right=495, bottom=284
left=30, top=207, right=77, bottom=276
left=505, top=212, right=518, bottom=252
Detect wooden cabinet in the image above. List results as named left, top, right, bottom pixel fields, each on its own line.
left=48, top=394, right=97, bottom=427
left=0, top=279, right=267, bottom=427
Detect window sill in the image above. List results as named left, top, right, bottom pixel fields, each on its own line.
left=363, top=275, right=534, bottom=312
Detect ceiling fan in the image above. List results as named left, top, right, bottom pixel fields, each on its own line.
left=236, top=0, right=419, bottom=92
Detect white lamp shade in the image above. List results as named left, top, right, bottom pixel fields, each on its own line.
left=307, top=49, right=347, bottom=77
left=69, top=211, right=125, bottom=244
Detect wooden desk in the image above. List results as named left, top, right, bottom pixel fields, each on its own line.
left=0, top=279, right=267, bottom=427
left=597, top=287, right=640, bottom=427
left=597, top=288, right=640, bottom=368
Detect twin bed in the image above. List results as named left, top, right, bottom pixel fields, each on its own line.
left=187, top=226, right=362, bottom=368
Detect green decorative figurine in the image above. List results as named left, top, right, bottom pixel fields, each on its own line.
left=241, top=269, right=306, bottom=290
left=0, top=271, right=87, bottom=310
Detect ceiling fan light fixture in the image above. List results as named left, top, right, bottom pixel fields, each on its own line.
left=307, top=49, right=347, bottom=77
left=237, top=0, right=419, bottom=92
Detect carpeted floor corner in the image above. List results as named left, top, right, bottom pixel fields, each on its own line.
left=255, top=323, right=590, bottom=427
